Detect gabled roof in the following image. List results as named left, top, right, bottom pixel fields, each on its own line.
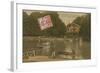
left=66, top=23, right=80, bottom=33
left=67, top=23, right=80, bottom=28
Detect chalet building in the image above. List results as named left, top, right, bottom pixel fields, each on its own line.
left=66, top=23, right=80, bottom=34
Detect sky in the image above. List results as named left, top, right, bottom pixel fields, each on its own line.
left=24, top=10, right=87, bottom=25
left=58, top=12, right=87, bottom=25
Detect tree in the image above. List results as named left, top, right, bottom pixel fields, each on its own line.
left=72, top=13, right=91, bottom=41
left=23, top=12, right=31, bottom=36
left=23, top=11, right=67, bottom=37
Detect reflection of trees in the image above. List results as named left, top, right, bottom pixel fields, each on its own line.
left=72, top=13, right=91, bottom=41
left=23, top=11, right=67, bottom=37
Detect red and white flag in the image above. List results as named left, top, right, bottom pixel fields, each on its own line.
left=38, top=15, right=53, bottom=30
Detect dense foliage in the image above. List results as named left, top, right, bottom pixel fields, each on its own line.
left=23, top=11, right=67, bottom=37
left=72, top=13, right=91, bottom=41
left=23, top=11, right=91, bottom=40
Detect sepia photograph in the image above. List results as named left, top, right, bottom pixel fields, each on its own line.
left=22, top=10, right=91, bottom=63
left=11, top=1, right=97, bottom=71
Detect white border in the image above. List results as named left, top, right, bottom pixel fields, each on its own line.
left=11, top=1, right=97, bottom=71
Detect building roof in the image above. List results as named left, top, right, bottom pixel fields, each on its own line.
left=66, top=23, right=80, bottom=33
